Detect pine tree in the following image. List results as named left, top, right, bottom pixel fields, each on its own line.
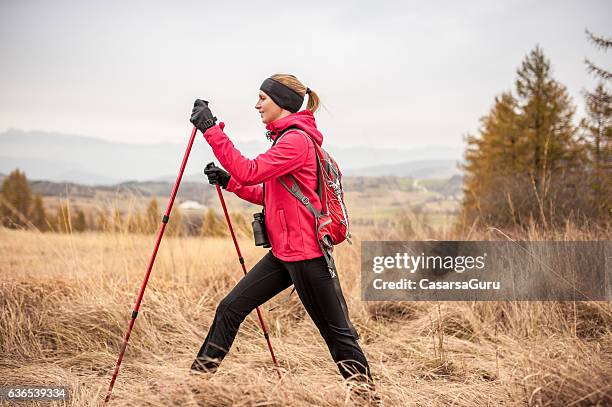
left=463, top=92, right=526, bottom=224
left=515, top=46, right=581, bottom=192
left=583, top=30, right=612, bottom=218
left=73, top=208, right=87, bottom=232
left=585, top=30, right=612, bottom=81
left=30, top=193, right=48, bottom=231
left=583, top=85, right=611, bottom=171
left=0, top=169, right=32, bottom=228
left=462, top=46, right=586, bottom=227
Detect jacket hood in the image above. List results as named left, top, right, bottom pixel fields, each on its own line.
left=265, top=110, right=323, bottom=146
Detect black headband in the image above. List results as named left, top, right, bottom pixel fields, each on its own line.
left=260, top=78, right=304, bottom=113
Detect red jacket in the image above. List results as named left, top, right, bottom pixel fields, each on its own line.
left=202, top=110, right=324, bottom=261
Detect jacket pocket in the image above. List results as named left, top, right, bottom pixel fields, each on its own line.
left=278, top=209, right=291, bottom=251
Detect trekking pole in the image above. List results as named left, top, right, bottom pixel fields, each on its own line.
left=105, top=126, right=199, bottom=403
left=213, top=182, right=282, bottom=380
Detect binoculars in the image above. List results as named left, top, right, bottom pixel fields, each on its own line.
left=252, top=212, right=271, bottom=248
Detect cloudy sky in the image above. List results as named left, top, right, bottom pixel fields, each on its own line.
left=1, top=0, right=610, bottom=150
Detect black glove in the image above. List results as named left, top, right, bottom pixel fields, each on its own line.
left=204, top=162, right=231, bottom=189
left=190, top=99, right=217, bottom=132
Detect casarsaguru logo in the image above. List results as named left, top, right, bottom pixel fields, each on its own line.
left=372, top=278, right=501, bottom=290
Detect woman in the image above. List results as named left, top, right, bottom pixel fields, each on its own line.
left=189, top=74, right=373, bottom=387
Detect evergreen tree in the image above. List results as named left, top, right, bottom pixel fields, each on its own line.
left=463, top=92, right=525, bottom=223
left=515, top=46, right=581, bottom=191
left=0, top=169, right=32, bottom=228
left=582, top=30, right=612, bottom=218
left=462, top=46, right=585, bottom=226
left=30, top=193, right=48, bottom=231
left=583, top=85, right=611, bottom=174
left=73, top=208, right=87, bottom=232
left=585, top=30, right=612, bottom=81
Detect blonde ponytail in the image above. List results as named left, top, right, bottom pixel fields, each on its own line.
left=271, top=73, right=320, bottom=113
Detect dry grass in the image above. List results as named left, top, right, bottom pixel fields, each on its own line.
left=1, top=225, right=611, bottom=406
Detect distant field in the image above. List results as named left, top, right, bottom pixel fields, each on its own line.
left=36, top=176, right=461, bottom=238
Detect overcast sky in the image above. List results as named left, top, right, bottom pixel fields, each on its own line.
left=0, top=0, right=610, bottom=150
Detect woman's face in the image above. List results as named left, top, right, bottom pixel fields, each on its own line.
left=255, top=91, right=284, bottom=124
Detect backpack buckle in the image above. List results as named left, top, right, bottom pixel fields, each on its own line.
left=301, top=197, right=309, bottom=205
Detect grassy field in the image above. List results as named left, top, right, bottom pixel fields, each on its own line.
left=1, top=225, right=611, bottom=406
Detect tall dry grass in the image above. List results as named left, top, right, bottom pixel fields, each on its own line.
left=1, top=218, right=611, bottom=406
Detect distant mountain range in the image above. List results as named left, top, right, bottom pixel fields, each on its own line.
left=0, top=129, right=463, bottom=185
left=343, top=159, right=460, bottom=179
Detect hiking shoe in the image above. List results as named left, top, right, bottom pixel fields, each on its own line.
left=349, top=381, right=383, bottom=406
left=190, top=357, right=220, bottom=373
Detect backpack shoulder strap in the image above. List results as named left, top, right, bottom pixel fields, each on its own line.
left=274, top=127, right=324, bottom=203
left=271, top=125, right=301, bottom=146
left=273, top=127, right=323, bottom=218
left=278, top=175, right=321, bottom=218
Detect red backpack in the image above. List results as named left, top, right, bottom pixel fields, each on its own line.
left=274, top=128, right=352, bottom=270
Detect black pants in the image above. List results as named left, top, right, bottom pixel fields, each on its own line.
left=192, top=251, right=372, bottom=381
